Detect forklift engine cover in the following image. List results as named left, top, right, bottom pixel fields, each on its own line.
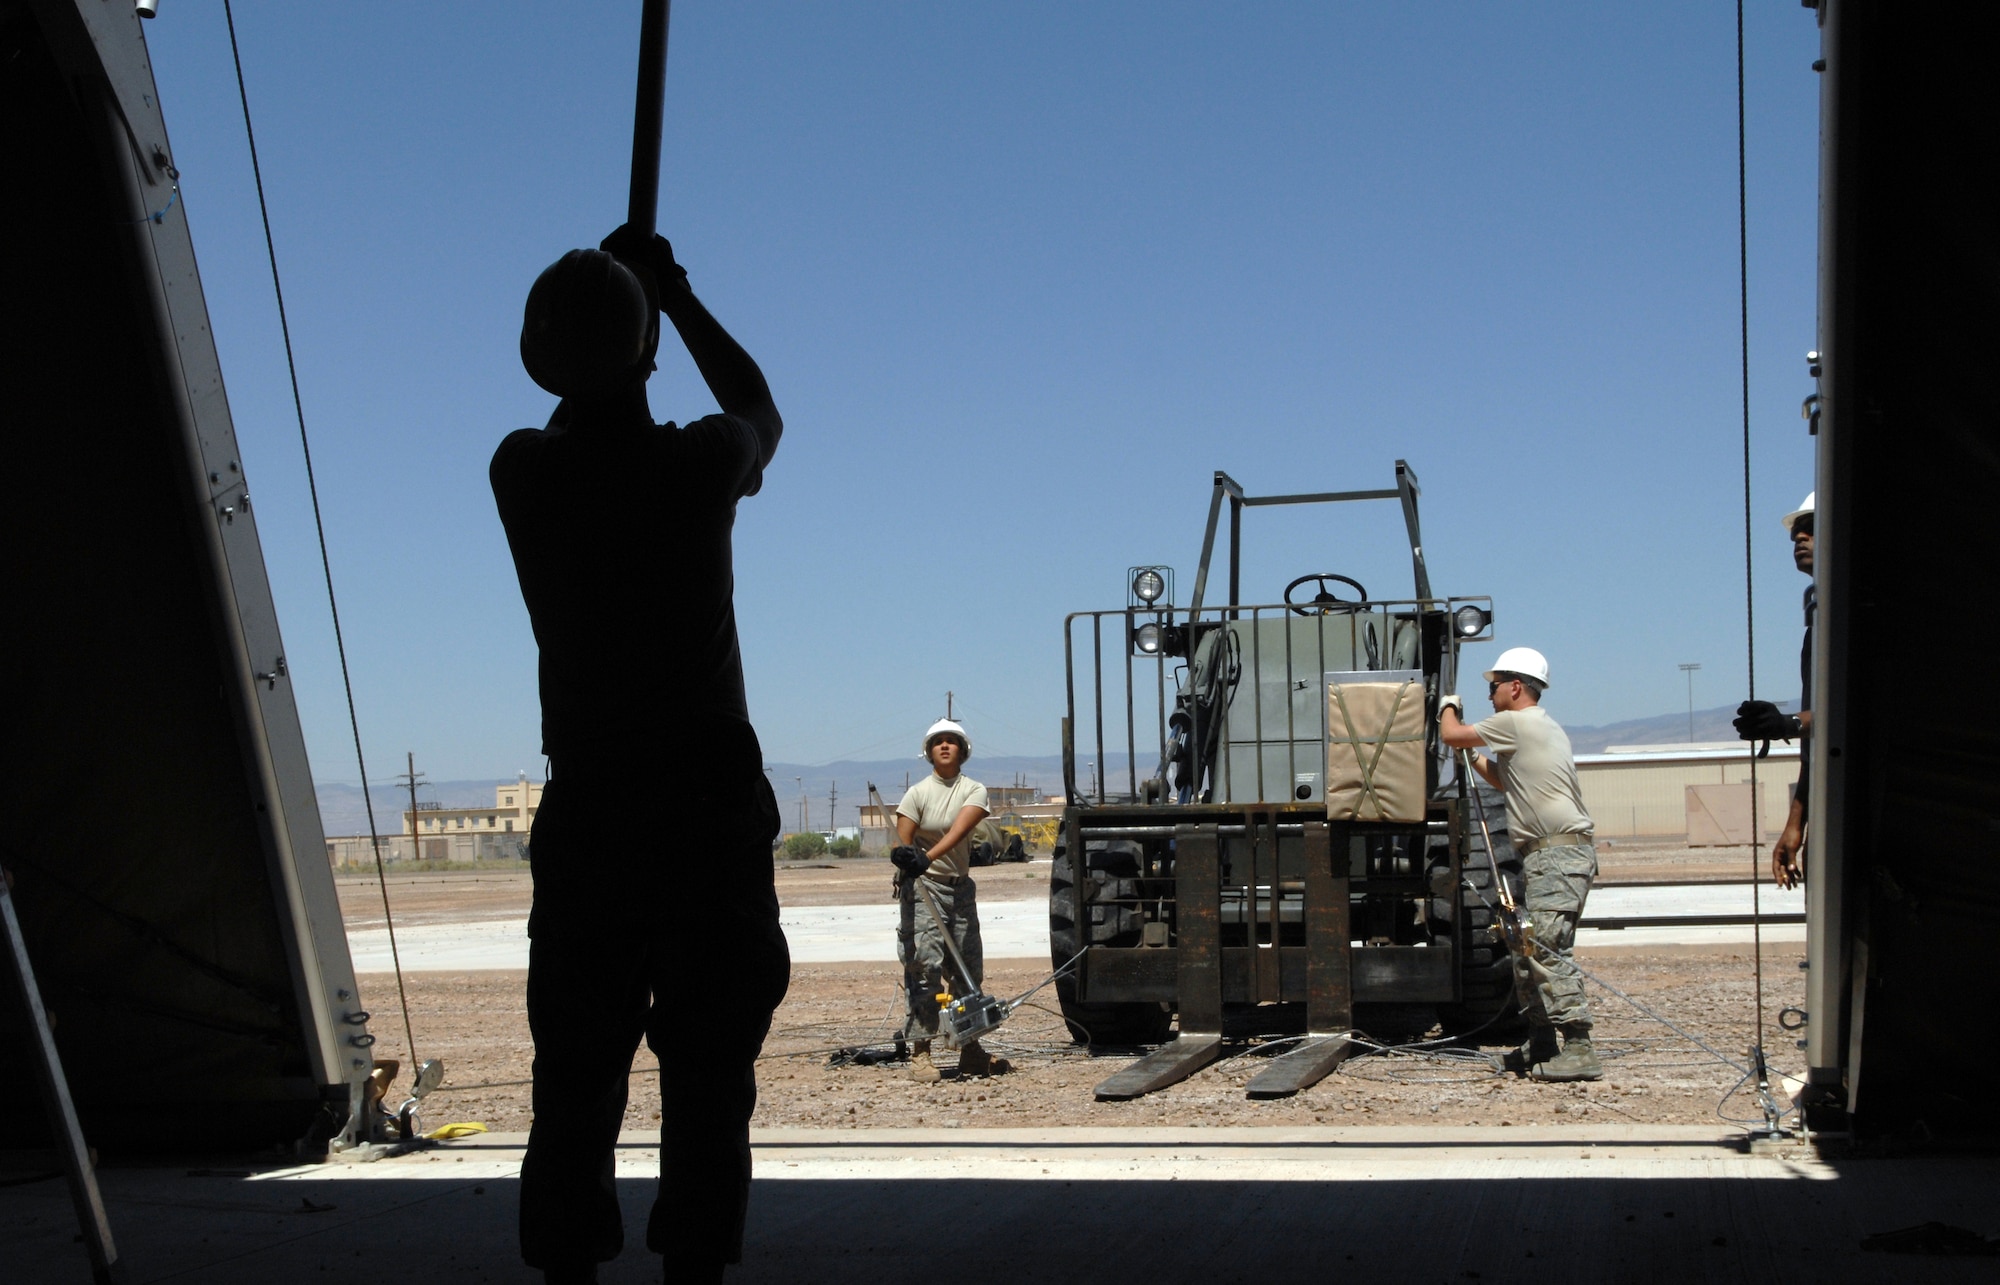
left=1324, top=671, right=1427, bottom=824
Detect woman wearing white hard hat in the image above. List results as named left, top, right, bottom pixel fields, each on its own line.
left=888, top=719, right=1008, bottom=1081
left=1438, top=647, right=1603, bottom=1082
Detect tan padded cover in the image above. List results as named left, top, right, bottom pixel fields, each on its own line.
left=1324, top=678, right=1427, bottom=824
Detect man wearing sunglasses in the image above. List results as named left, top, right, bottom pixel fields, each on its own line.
left=1734, top=493, right=1815, bottom=890
left=1439, top=647, right=1602, bottom=1082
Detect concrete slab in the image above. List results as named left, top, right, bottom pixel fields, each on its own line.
left=348, top=888, right=1807, bottom=971
left=6, top=1128, right=1994, bottom=1284
left=1578, top=922, right=1806, bottom=949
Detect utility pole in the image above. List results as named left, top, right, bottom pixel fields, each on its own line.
left=827, top=780, right=838, bottom=834
left=1679, top=663, right=1702, bottom=742
left=794, top=776, right=805, bottom=833
left=397, top=752, right=428, bottom=861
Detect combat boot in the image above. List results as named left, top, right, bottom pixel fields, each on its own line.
left=1530, top=1023, right=1603, bottom=1082
left=1499, top=1024, right=1559, bottom=1074
left=909, top=1040, right=941, bottom=1084
left=957, top=1042, right=1012, bottom=1078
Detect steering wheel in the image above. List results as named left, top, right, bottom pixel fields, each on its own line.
left=1283, top=572, right=1369, bottom=616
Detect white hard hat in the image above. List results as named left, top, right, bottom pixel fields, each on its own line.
left=921, top=718, right=971, bottom=759
left=1483, top=647, right=1551, bottom=689
left=1781, top=491, right=1815, bottom=534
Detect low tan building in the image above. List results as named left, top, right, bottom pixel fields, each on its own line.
left=1577, top=743, right=1800, bottom=841
left=325, top=830, right=528, bottom=867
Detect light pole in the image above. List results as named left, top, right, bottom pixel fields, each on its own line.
left=1679, top=663, right=1701, bottom=742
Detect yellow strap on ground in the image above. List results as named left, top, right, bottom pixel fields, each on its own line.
left=425, top=1122, right=489, bottom=1140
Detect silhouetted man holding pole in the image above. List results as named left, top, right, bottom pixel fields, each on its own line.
left=493, top=225, right=788, bottom=1283
left=496, top=12, right=787, bottom=1278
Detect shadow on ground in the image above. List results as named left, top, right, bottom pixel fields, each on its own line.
left=6, top=1143, right=1999, bottom=1285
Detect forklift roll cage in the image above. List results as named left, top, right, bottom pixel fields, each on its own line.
left=1188, top=460, right=1432, bottom=623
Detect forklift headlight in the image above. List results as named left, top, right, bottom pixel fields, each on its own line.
left=1131, top=622, right=1186, bottom=658
left=1452, top=604, right=1491, bottom=639
left=1131, top=567, right=1167, bottom=605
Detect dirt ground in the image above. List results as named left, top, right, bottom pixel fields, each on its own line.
left=359, top=954, right=1808, bottom=1137
left=345, top=839, right=1801, bottom=1134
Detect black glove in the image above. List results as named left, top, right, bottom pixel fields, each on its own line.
left=1733, top=699, right=1802, bottom=742
left=890, top=845, right=929, bottom=876
left=599, top=224, right=687, bottom=294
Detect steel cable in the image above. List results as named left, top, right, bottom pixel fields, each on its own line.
left=1734, top=0, right=1789, bottom=1133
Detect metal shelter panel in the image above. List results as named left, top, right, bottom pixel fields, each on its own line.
left=1804, top=0, right=2000, bottom=1138
left=0, top=1, right=369, bottom=1149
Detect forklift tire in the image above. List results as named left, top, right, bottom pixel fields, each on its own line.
left=1049, top=838, right=1173, bottom=1047
left=1435, top=782, right=1527, bottom=1039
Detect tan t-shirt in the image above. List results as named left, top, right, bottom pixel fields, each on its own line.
left=1473, top=705, right=1593, bottom=844
left=896, top=772, right=990, bottom=879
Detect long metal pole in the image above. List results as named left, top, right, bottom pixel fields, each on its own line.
left=915, top=880, right=981, bottom=997
left=1460, top=751, right=1524, bottom=958
left=627, top=0, right=672, bottom=235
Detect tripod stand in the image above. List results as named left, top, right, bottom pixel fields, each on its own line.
left=1, top=870, right=127, bottom=1283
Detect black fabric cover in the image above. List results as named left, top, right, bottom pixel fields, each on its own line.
left=1820, top=0, right=2000, bottom=1139
left=0, top=11, right=324, bottom=1151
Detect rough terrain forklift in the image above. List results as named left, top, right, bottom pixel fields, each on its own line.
left=1050, top=464, right=1519, bottom=1098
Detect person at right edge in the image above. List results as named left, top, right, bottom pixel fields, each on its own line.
left=494, top=226, right=789, bottom=1285
left=1734, top=492, right=1814, bottom=890
left=1440, top=647, right=1603, bottom=1082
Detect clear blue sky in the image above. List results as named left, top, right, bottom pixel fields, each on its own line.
left=141, top=3, right=1824, bottom=782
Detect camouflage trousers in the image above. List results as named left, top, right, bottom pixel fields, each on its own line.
left=899, top=873, right=983, bottom=1040
left=1512, top=842, right=1597, bottom=1028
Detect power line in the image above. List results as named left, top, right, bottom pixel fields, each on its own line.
left=1732, top=0, right=1782, bottom=1134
